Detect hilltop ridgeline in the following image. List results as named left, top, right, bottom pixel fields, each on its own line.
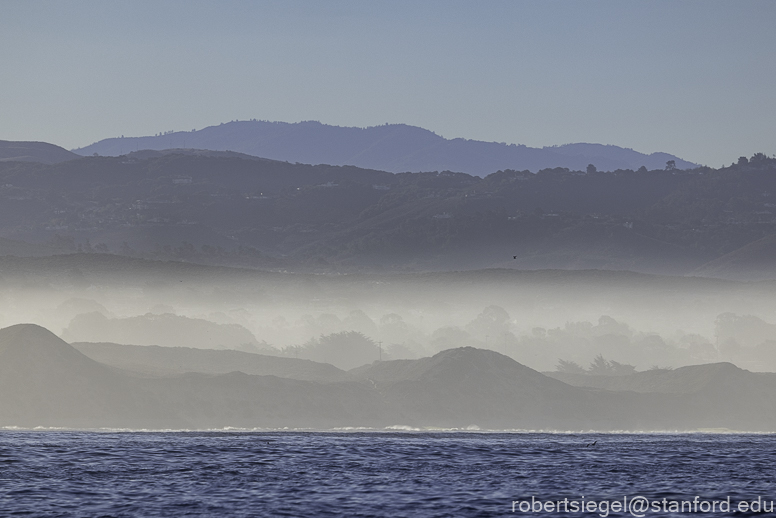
left=73, top=120, right=697, bottom=175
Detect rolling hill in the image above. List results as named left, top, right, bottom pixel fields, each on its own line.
left=351, top=347, right=612, bottom=429
left=2, top=324, right=776, bottom=430
left=547, top=363, right=772, bottom=394
left=355, top=349, right=776, bottom=431
left=548, top=363, right=776, bottom=430
left=0, top=324, right=177, bottom=428
left=0, top=140, right=79, bottom=164
left=0, top=324, right=387, bottom=429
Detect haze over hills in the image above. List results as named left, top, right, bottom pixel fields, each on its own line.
left=1, top=137, right=776, bottom=401
left=2, top=252, right=776, bottom=373
left=73, top=120, right=698, bottom=175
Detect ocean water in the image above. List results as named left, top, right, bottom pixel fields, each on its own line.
left=0, top=431, right=774, bottom=517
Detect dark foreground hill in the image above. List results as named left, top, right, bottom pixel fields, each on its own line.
left=73, top=120, right=697, bottom=174
left=0, top=324, right=387, bottom=429
left=0, top=324, right=175, bottom=428
left=353, top=351, right=776, bottom=431
left=351, top=347, right=621, bottom=429
left=4, top=324, right=776, bottom=430
left=0, top=140, right=79, bottom=164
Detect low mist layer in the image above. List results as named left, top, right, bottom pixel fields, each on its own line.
left=0, top=254, right=774, bottom=373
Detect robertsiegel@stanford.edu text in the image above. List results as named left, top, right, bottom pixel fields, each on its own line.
left=511, top=495, right=774, bottom=516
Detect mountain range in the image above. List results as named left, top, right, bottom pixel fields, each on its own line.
left=73, top=120, right=698, bottom=175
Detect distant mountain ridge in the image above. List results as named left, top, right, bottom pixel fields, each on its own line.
left=73, top=120, right=697, bottom=175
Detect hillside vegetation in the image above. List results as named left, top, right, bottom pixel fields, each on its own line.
left=0, top=152, right=774, bottom=276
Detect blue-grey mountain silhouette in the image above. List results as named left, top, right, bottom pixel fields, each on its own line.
left=74, top=120, right=697, bottom=175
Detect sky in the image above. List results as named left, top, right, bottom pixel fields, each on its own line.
left=1, top=0, right=774, bottom=167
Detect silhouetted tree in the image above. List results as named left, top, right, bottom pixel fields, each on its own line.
left=588, top=354, right=611, bottom=375
left=556, top=359, right=586, bottom=374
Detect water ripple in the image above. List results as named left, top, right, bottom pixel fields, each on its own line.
left=0, top=432, right=774, bottom=516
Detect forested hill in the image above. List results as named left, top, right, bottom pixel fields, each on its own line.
left=73, top=120, right=698, bottom=175
left=0, top=151, right=773, bottom=277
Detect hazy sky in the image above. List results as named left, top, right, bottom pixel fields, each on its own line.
left=1, top=1, right=774, bottom=166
